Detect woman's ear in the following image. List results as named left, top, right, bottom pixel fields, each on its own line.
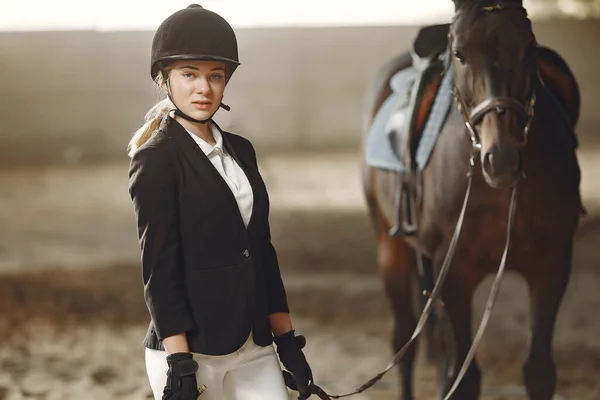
left=159, top=70, right=170, bottom=90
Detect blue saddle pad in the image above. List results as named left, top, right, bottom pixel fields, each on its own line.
left=365, top=65, right=455, bottom=173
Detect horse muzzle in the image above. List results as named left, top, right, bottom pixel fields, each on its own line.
left=481, top=145, right=523, bottom=188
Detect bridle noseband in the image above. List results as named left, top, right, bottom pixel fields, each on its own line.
left=450, top=2, right=537, bottom=151
left=455, top=90, right=536, bottom=151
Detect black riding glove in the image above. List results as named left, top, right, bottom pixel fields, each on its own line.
left=274, top=330, right=313, bottom=398
left=162, top=352, right=201, bottom=400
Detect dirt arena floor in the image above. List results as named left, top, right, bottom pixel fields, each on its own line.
left=0, top=144, right=599, bottom=400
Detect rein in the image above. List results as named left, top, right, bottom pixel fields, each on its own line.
left=310, top=153, right=478, bottom=400
left=305, top=152, right=518, bottom=400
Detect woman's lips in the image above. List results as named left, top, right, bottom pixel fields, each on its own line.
left=192, top=101, right=212, bottom=110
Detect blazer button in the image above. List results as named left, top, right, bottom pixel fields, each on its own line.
left=242, top=249, right=250, bottom=258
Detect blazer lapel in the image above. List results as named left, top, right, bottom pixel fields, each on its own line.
left=216, top=122, right=259, bottom=232
left=161, top=116, right=220, bottom=180
left=163, top=116, right=257, bottom=232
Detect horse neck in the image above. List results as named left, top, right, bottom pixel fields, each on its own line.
left=529, top=83, right=576, bottom=152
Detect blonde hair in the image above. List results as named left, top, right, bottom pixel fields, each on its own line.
left=127, top=71, right=174, bottom=157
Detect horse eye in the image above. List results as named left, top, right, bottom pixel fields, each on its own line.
left=453, top=49, right=466, bottom=64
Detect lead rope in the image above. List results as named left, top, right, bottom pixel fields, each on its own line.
left=441, top=182, right=518, bottom=399
left=306, top=152, right=478, bottom=400
left=308, top=153, right=517, bottom=400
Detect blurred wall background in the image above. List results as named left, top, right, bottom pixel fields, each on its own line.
left=1, top=2, right=600, bottom=399
left=0, top=20, right=598, bottom=167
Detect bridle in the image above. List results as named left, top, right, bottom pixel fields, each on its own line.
left=450, top=2, right=538, bottom=152
left=454, top=88, right=537, bottom=151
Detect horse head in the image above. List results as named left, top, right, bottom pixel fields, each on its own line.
left=449, top=0, right=538, bottom=188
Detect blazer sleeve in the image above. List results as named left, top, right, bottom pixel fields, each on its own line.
left=128, top=144, right=196, bottom=340
left=248, top=142, right=290, bottom=315
left=263, top=224, right=290, bottom=314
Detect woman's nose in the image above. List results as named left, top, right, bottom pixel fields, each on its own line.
left=195, top=78, right=211, bottom=95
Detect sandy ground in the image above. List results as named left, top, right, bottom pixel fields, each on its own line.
left=0, top=144, right=599, bottom=400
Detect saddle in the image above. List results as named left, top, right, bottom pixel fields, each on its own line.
left=398, top=24, right=449, bottom=170
left=387, top=24, right=451, bottom=236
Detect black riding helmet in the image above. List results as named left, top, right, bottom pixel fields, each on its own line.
left=151, top=4, right=240, bottom=123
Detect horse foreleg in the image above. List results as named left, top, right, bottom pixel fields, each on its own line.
left=522, top=242, right=572, bottom=400
left=378, top=234, right=417, bottom=400
left=440, top=270, right=481, bottom=400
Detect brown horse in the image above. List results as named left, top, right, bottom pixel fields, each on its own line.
left=361, top=0, right=585, bottom=399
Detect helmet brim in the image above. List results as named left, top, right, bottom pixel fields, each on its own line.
left=152, top=54, right=240, bottom=80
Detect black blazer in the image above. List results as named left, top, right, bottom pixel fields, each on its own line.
left=128, top=116, right=289, bottom=356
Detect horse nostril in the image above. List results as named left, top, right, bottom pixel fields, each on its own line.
left=483, top=148, right=521, bottom=177
left=483, top=151, right=494, bottom=176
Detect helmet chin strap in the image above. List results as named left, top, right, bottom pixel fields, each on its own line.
left=164, top=76, right=230, bottom=124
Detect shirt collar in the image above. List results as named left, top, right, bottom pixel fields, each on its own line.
left=186, top=123, right=224, bottom=157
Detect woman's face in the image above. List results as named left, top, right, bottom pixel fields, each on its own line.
left=166, top=60, right=227, bottom=120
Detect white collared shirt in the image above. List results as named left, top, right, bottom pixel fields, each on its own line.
left=186, top=124, right=254, bottom=227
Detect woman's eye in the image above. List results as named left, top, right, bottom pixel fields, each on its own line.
left=211, top=74, right=224, bottom=81
left=453, top=50, right=466, bottom=64
left=183, top=73, right=195, bottom=79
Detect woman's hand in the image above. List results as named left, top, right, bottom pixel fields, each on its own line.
left=162, top=352, right=201, bottom=400
left=274, top=330, right=314, bottom=398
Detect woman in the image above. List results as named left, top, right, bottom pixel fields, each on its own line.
left=127, top=5, right=314, bottom=399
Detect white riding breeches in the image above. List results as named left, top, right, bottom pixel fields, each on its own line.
left=145, top=333, right=289, bottom=400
